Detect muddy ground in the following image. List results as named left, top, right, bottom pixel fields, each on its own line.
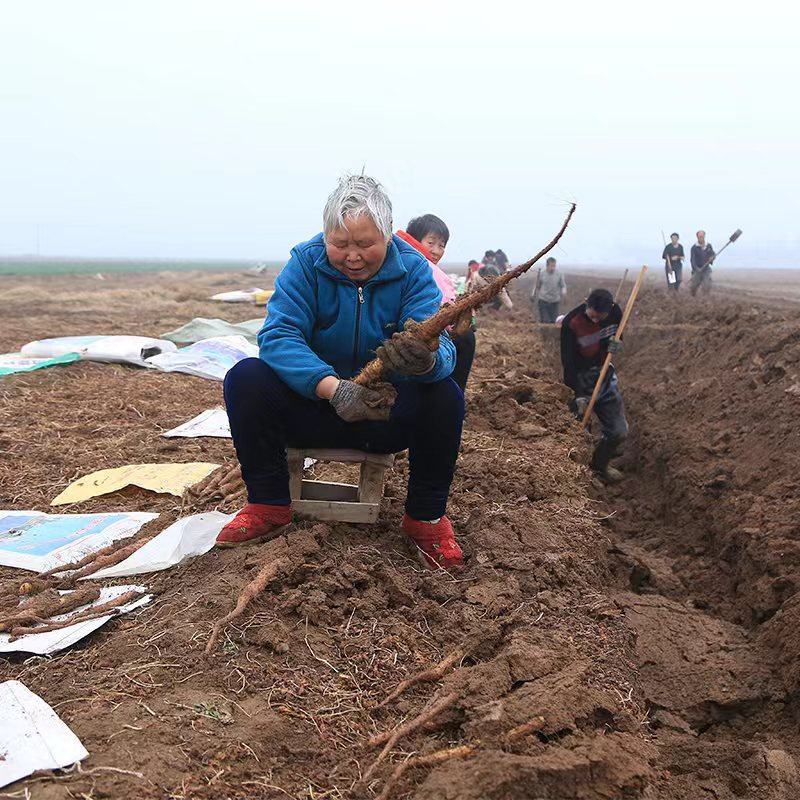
left=1, top=267, right=800, bottom=799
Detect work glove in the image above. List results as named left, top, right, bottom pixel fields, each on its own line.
left=376, top=332, right=435, bottom=376
left=330, top=380, right=391, bottom=423
left=574, top=395, right=590, bottom=420
left=607, top=337, right=622, bottom=354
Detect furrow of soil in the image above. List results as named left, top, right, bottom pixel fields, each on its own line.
left=554, top=275, right=800, bottom=799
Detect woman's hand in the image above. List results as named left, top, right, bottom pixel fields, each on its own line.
left=376, top=332, right=435, bottom=376
left=329, top=380, right=391, bottom=422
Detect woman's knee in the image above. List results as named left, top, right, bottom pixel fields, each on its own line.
left=425, top=378, right=465, bottom=420
left=224, top=358, right=285, bottom=405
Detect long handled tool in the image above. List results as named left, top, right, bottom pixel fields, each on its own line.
left=530, top=267, right=542, bottom=306
left=614, top=268, right=629, bottom=302
left=689, top=228, right=742, bottom=296
left=581, top=265, right=647, bottom=429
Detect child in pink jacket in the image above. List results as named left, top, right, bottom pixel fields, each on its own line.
left=396, top=214, right=475, bottom=391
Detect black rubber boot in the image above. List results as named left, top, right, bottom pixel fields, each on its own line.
left=590, top=435, right=625, bottom=483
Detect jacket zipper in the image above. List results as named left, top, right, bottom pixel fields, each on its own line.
left=352, top=285, right=364, bottom=373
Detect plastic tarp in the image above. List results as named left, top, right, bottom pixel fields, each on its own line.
left=211, top=288, right=264, bottom=302
left=0, top=681, right=88, bottom=788
left=0, top=585, right=151, bottom=656
left=50, top=462, right=218, bottom=506
left=253, top=289, right=274, bottom=305
left=89, top=512, right=234, bottom=579
left=163, top=408, right=231, bottom=438
left=161, top=317, right=263, bottom=346
left=20, top=335, right=177, bottom=367
left=0, top=352, right=80, bottom=376
left=0, top=511, right=157, bottom=573
left=146, top=335, right=258, bottom=381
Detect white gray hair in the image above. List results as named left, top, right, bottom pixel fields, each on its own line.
left=323, top=173, right=393, bottom=240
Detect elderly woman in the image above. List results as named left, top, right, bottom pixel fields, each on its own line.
left=217, top=174, right=465, bottom=570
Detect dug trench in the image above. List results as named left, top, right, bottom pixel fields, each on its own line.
left=0, top=269, right=798, bottom=798
left=545, top=275, right=800, bottom=799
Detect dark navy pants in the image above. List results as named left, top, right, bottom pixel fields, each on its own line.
left=588, top=373, right=629, bottom=471
left=451, top=329, right=476, bottom=392
left=223, top=359, right=465, bottom=520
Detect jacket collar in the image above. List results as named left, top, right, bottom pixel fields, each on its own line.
left=313, top=234, right=409, bottom=286
left=395, top=229, right=434, bottom=262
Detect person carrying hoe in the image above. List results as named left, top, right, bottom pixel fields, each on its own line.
left=560, top=288, right=628, bottom=483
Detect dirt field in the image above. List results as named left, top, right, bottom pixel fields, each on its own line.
left=2, top=266, right=800, bottom=799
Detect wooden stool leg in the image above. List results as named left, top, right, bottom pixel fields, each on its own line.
left=359, top=461, right=387, bottom=504
left=287, top=450, right=304, bottom=501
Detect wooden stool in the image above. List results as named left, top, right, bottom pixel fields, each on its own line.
left=287, top=448, right=395, bottom=523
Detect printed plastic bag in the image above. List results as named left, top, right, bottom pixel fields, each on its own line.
left=210, top=288, right=264, bottom=302
left=146, top=335, right=258, bottom=381
left=0, top=352, right=80, bottom=377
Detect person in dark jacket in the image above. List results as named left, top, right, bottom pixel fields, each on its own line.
left=494, top=248, right=509, bottom=273
left=690, top=230, right=715, bottom=294
left=662, top=232, right=684, bottom=291
left=218, top=174, right=465, bottom=570
left=560, top=288, right=628, bottom=482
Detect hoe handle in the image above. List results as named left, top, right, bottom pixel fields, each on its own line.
left=581, top=265, right=648, bottom=429
left=614, top=268, right=629, bottom=303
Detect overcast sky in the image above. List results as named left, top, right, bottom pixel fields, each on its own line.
left=1, top=1, right=798, bottom=267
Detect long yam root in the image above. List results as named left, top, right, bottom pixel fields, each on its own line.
left=0, top=528, right=156, bottom=603
left=184, top=463, right=246, bottom=510
left=363, top=692, right=460, bottom=782
left=375, top=745, right=476, bottom=800
left=504, top=716, right=546, bottom=741
left=0, top=587, right=101, bottom=633
left=376, top=648, right=466, bottom=709
left=205, top=528, right=322, bottom=654
left=370, top=719, right=545, bottom=798
left=205, top=539, right=290, bottom=654
left=354, top=203, right=576, bottom=390
left=9, top=588, right=144, bottom=639
left=70, top=534, right=158, bottom=581
left=191, top=463, right=241, bottom=500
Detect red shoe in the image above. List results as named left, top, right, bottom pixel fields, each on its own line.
left=216, top=503, right=292, bottom=547
left=402, top=514, right=463, bottom=571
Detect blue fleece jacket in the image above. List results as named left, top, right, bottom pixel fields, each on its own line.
left=258, top=233, right=456, bottom=399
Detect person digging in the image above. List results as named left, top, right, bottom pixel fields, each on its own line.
left=560, top=288, right=628, bottom=483
left=216, top=173, right=465, bottom=570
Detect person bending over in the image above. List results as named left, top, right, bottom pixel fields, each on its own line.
left=217, top=174, right=465, bottom=571
left=396, top=214, right=476, bottom=392
left=560, top=288, right=628, bottom=483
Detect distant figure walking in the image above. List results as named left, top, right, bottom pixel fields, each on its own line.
left=532, top=257, right=567, bottom=323
left=662, top=232, right=684, bottom=291
left=690, top=230, right=715, bottom=294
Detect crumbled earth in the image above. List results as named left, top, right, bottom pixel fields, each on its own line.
left=0, top=268, right=799, bottom=799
